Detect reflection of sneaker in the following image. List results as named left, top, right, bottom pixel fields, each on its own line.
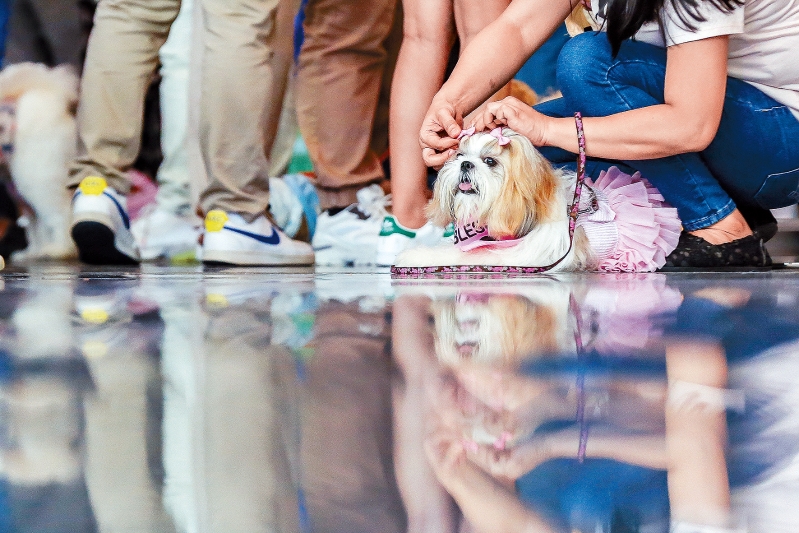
left=312, top=184, right=389, bottom=266
left=131, top=206, right=200, bottom=261
left=376, top=215, right=454, bottom=266
left=202, top=210, right=314, bottom=266
left=71, top=176, right=140, bottom=265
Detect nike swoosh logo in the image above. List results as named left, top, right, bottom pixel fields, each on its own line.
left=224, top=225, right=280, bottom=245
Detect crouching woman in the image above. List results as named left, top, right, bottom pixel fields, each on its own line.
left=421, top=0, right=799, bottom=268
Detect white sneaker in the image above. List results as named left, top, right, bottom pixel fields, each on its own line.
left=375, top=215, right=454, bottom=266
left=71, top=176, right=140, bottom=265
left=312, top=184, right=389, bottom=266
left=202, top=209, right=314, bottom=266
left=131, top=205, right=200, bottom=261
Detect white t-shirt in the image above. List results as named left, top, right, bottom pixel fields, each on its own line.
left=589, top=0, right=799, bottom=119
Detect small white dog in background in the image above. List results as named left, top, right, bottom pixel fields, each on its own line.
left=394, top=127, right=680, bottom=273
left=0, top=62, right=79, bottom=260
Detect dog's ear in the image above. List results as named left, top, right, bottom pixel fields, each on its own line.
left=426, top=157, right=459, bottom=227
left=485, top=130, right=559, bottom=238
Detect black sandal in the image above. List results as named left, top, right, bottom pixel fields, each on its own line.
left=659, top=232, right=774, bottom=272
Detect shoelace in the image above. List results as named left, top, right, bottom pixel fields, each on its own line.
left=355, top=185, right=392, bottom=219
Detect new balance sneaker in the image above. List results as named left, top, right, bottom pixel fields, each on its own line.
left=202, top=209, right=314, bottom=265
left=312, top=184, right=389, bottom=266
left=376, top=215, right=454, bottom=266
left=71, top=176, right=140, bottom=265
left=131, top=205, right=200, bottom=261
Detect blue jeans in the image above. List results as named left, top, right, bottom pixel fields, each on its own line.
left=535, top=32, right=799, bottom=231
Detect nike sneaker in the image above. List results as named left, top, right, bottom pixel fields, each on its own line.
left=201, top=209, right=314, bottom=266
left=71, top=176, right=140, bottom=265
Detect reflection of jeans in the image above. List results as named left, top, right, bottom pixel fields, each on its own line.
left=535, top=32, right=799, bottom=231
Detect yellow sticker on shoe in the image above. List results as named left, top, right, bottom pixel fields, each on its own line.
left=79, top=176, right=107, bottom=196
left=205, top=210, right=228, bottom=232
left=81, top=308, right=109, bottom=324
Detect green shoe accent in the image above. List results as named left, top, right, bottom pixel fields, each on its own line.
left=442, top=223, right=455, bottom=238
left=379, top=215, right=416, bottom=238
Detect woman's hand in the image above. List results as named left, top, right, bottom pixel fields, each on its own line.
left=420, top=97, right=463, bottom=168
left=472, top=96, right=550, bottom=145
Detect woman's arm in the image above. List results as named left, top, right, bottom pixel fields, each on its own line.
left=420, top=0, right=576, bottom=166
left=479, top=36, right=730, bottom=159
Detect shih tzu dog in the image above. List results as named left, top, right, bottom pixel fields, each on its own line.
left=394, top=127, right=680, bottom=273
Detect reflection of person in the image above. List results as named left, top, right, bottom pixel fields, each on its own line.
left=392, top=285, right=741, bottom=532
left=420, top=0, right=799, bottom=269
left=301, top=297, right=405, bottom=533
left=424, top=339, right=735, bottom=532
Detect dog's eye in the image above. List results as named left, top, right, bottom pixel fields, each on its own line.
left=456, top=153, right=464, bottom=158
left=483, top=157, right=497, bottom=167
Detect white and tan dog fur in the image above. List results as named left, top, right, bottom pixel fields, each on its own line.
left=396, top=128, right=594, bottom=271
left=0, top=62, right=79, bottom=260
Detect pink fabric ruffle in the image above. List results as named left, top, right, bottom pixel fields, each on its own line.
left=588, top=167, right=681, bottom=272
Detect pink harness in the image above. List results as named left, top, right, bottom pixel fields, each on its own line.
left=453, top=221, right=523, bottom=251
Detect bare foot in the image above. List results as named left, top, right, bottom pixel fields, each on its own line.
left=689, top=209, right=752, bottom=245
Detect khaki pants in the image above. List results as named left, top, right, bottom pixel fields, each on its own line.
left=69, top=0, right=286, bottom=219
left=295, top=0, right=401, bottom=210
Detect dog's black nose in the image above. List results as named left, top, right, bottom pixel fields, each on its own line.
left=461, top=161, right=474, bottom=172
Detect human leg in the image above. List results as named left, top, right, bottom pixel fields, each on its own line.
left=69, top=0, right=180, bottom=194
left=155, top=0, right=193, bottom=217
left=297, top=0, right=400, bottom=265
left=131, top=0, right=200, bottom=261
left=555, top=33, right=739, bottom=234
left=295, top=0, right=398, bottom=210
left=69, top=0, right=180, bottom=265
left=375, top=0, right=455, bottom=266
left=198, top=0, right=313, bottom=265
left=388, top=0, right=453, bottom=230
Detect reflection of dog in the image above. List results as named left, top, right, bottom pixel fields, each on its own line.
left=395, top=128, right=680, bottom=272
left=0, top=63, right=79, bottom=259
left=432, top=286, right=575, bottom=366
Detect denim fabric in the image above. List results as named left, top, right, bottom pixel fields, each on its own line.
left=535, top=32, right=799, bottom=231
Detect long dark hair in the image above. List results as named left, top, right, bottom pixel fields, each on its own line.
left=605, top=0, right=744, bottom=55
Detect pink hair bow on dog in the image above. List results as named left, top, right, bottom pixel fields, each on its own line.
left=489, top=127, right=511, bottom=146
left=457, top=126, right=476, bottom=140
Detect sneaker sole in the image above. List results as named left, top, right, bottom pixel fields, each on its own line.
left=202, top=249, right=314, bottom=266
left=71, top=221, right=139, bottom=266
left=313, top=246, right=375, bottom=266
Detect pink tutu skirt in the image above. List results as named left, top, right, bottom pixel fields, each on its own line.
left=582, top=167, right=681, bottom=272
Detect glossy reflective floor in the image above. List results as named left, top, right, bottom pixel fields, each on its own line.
left=2, top=265, right=799, bottom=533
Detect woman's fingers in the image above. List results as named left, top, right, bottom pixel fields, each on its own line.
left=419, top=102, right=462, bottom=167
left=423, top=147, right=455, bottom=169
left=437, top=106, right=463, bottom=139
left=420, top=101, right=462, bottom=150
